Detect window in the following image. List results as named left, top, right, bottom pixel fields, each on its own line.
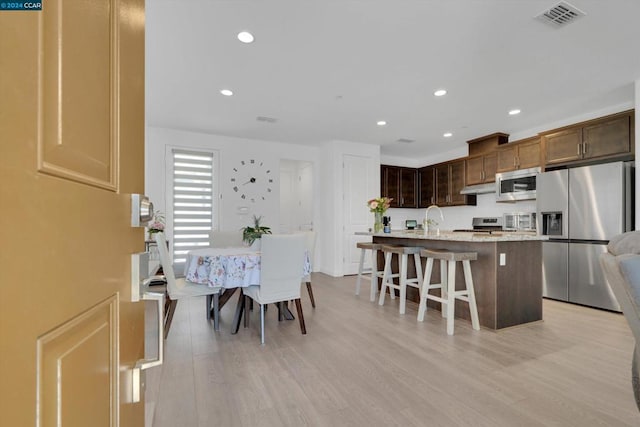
left=169, top=149, right=216, bottom=267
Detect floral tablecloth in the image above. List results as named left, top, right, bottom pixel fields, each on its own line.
left=184, top=247, right=310, bottom=288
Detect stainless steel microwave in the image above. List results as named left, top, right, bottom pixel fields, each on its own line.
left=495, top=167, right=541, bottom=202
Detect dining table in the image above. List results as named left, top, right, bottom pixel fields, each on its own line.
left=184, top=246, right=311, bottom=333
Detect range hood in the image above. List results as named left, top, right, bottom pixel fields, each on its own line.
left=460, top=182, right=496, bottom=195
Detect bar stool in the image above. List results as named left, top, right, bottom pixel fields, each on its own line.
left=378, top=245, right=423, bottom=314
left=355, top=242, right=384, bottom=302
left=417, top=248, right=480, bottom=335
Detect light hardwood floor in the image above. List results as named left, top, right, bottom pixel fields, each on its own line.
left=145, top=273, right=639, bottom=426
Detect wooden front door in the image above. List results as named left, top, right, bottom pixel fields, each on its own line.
left=0, top=1, right=146, bottom=425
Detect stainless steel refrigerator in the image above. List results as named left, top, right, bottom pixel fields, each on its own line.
left=537, top=161, right=634, bottom=311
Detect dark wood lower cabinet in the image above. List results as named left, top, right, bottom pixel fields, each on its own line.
left=373, top=236, right=542, bottom=330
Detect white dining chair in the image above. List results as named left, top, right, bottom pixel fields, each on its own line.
left=155, top=232, right=223, bottom=335
left=209, top=230, right=245, bottom=248
left=301, top=231, right=317, bottom=308
left=243, top=234, right=307, bottom=344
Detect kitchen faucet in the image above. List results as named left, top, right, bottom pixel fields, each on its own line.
left=425, top=205, right=444, bottom=234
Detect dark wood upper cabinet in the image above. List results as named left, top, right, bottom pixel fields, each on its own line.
left=467, top=133, right=509, bottom=156
left=543, top=110, right=634, bottom=166
left=582, top=114, right=633, bottom=159
left=496, top=137, right=541, bottom=173
left=435, top=163, right=449, bottom=206
left=465, top=151, right=498, bottom=185
left=399, top=167, right=417, bottom=208
left=380, top=165, right=417, bottom=208
left=435, top=160, right=476, bottom=207
left=380, top=110, right=633, bottom=210
left=418, top=166, right=435, bottom=208
left=542, top=126, right=582, bottom=165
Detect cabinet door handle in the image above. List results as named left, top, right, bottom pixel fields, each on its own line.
left=582, top=142, right=587, bottom=156
left=577, top=143, right=582, bottom=156
left=516, top=156, right=520, bottom=168
left=513, top=157, right=517, bottom=167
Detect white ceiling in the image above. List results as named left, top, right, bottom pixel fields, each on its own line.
left=146, top=0, right=640, bottom=159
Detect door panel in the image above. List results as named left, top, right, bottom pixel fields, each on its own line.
left=0, top=1, right=146, bottom=425
left=569, top=243, right=620, bottom=311
left=544, top=127, right=581, bottom=165
left=465, top=155, right=484, bottom=185
left=483, top=152, right=497, bottom=183
left=435, top=164, right=449, bottom=205
left=542, top=242, right=568, bottom=300
left=497, top=145, right=517, bottom=172
left=517, top=139, right=541, bottom=169
left=448, top=160, right=466, bottom=205
left=399, top=167, right=417, bottom=207
left=344, top=155, right=374, bottom=275
left=569, top=163, right=624, bottom=240
left=583, top=115, right=631, bottom=159
left=39, top=0, right=117, bottom=189
left=418, top=166, right=435, bottom=208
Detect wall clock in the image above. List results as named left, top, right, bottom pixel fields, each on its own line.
left=230, top=159, right=274, bottom=203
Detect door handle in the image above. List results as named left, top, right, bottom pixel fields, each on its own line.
left=130, top=252, right=165, bottom=402
left=582, top=142, right=587, bottom=156
left=577, top=143, right=582, bottom=157
left=131, top=291, right=164, bottom=402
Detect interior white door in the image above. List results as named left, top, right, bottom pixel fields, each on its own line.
left=279, top=164, right=295, bottom=233
left=280, top=160, right=314, bottom=233
left=298, top=162, right=314, bottom=231
left=343, top=154, right=374, bottom=275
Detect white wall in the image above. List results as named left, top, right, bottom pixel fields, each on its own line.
left=385, top=197, right=537, bottom=231
left=145, top=126, right=324, bottom=261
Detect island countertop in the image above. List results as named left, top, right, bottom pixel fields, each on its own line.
left=356, top=230, right=547, bottom=242
left=361, top=232, right=544, bottom=330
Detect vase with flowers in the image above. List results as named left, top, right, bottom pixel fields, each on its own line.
left=146, top=211, right=165, bottom=241
left=367, top=197, right=392, bottom=233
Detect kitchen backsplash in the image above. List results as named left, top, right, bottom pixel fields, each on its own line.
left=386, top=193, right=537, bottom=230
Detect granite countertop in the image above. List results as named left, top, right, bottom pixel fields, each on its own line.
left=356, top=230, right=548, bottom=242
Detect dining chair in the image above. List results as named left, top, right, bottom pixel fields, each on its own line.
left=209, top=230, right=245, bottom=248
left=243, top=234, right=307, bottom=344
left=301, top=231, right=317, bottom=308
left=155, top=232, right=223, bottom=336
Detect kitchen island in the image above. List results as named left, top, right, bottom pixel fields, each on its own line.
left=358, top=230, right=547, bottom=330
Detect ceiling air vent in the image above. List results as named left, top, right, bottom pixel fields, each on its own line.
left=256, top=116, right=277, bottom=123
left=397, top=138, right=415, bottom=144
left=536, top=1, right=586, bottom=27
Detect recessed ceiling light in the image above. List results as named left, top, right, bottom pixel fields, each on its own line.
left=509, top=109, right=521, bottom=115
left=377, top=121, right=387, bottom=126
left=443, top=132, right=453, bottom=138
left=220, top=89, right=233, bottom=96
left=434, top=89, right=447, bottom=97
left=237, top=31, right=254, bottom=43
